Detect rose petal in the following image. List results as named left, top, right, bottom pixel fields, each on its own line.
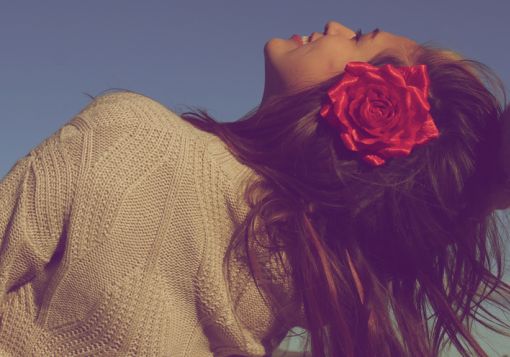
left=406, top=65, right=430, bottom=94
left=408, top=85, right=431, bottom=112
left=379, top=145, right=413, bottom=158
left=363, top=71, right=387, bottom=84
left=348, top=97, right=364, bottom=125
left=380, top=64, right=407, bottom=87
left=357, top=136, right=383, bottom=147
left=333, top=97, right=351, bottom=127
left=340, top=132, right=358, bottom=151
left=345, top=62, right=379, bottom=76
left=327, top=75, right=358, bottom=101
left=363, top=154, right=386, bottom=166
left=415, top=115, right=440, bottom=144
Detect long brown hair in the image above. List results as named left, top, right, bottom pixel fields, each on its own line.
left=180, top=43, right=510, bottom=356
left=105, top=42, right=510, bottom=356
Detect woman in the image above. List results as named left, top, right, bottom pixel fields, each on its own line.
left=0, top=20, right=508, bottom=357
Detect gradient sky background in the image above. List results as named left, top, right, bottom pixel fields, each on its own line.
left=1, top=0, right=509, bottom=355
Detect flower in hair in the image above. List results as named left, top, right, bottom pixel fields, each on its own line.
left=319, top=61, right=440, bottom=166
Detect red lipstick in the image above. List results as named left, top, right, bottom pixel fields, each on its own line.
left=291, top=34, right=303, bottom=46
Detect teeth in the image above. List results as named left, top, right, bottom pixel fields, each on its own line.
left=301, top=35, right=310, bottom=44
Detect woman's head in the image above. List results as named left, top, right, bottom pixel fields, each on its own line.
left=261, top=20, right=420, bottom=105
left=175, top=25, right=510, bottom=357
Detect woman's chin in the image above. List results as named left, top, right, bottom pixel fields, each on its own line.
left=263, top=37, right=296, bottom=59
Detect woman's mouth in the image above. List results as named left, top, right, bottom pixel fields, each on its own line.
left=291, top=34, right=311, bottom=46
left=291, top=34, right=303, bottom=46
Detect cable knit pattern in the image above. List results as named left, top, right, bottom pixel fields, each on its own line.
left=0, top=92, right=305, bottom=357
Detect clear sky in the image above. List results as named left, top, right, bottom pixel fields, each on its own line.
left=1, top=0, right=509, bottom=355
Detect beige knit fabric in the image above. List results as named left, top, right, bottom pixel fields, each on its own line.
left=0, top=92, right=305, bottom=356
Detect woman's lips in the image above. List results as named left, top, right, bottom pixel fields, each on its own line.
left=291, top=34, right=304, bottom=46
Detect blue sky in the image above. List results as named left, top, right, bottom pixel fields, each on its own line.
left=1, top=0, right=509, bottom=354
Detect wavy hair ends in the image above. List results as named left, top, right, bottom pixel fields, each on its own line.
left=162, top=42, right=510, bottom=356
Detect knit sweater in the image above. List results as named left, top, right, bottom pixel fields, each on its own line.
left=0, top=92, right=305, bottom=356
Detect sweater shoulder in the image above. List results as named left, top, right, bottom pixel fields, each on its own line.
left=75, top=90, right=211, bottom=142
left=80, top=90, right=260, bottom=198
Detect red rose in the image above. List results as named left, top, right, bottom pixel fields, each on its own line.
left=319, top=61, right=440, bottom=166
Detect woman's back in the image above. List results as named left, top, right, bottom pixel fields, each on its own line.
left=0, top=92, right=304, bottom=356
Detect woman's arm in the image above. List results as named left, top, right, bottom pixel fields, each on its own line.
left=0, top=120, right=84, bottom=305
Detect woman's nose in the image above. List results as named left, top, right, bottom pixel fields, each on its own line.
left=324, top=20, right=356, bottom=37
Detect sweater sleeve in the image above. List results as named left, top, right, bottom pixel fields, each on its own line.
left=0, top=118, right=85, bottom=307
